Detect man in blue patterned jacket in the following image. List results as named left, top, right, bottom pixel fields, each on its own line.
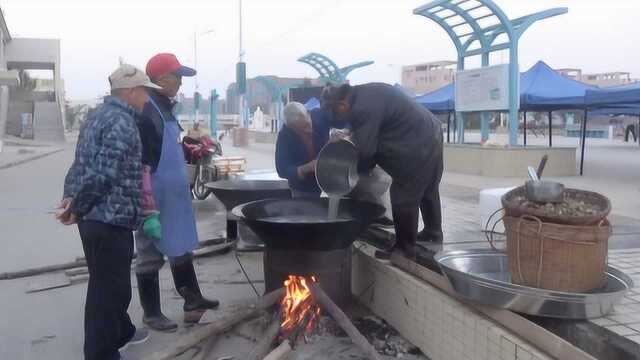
left=57, top=64, right=162, bottom=360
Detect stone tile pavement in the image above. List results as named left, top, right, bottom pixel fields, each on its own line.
left=436, top=182, right=640, bottom=348
left=594, top=249, right=640, bottom=344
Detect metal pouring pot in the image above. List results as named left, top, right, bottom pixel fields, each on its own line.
left=315, top=139, right=359, bottom=197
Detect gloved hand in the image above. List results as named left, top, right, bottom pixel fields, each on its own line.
left=143, top=212, right=162, bottom=241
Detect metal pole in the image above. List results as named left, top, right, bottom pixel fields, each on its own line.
left=523, top=111, right=527, bottom=147
left=210, top=89, right=218, bottom=136
left=508, top=45, right=520, bottom=146
left=447, top=112, right=451, bottom=143
left=548, top=111, right=553, bottom=147
left=238, top=0, right=245, bottom=128
left=637, top=115, right=640, bottom=146
left=194, top=30, right=199, bottom=124
left=580, top=110, right=588, bottom=176
left=453, top=111, right=458, bottom=143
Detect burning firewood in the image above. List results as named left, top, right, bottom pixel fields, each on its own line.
left=144, top=288, right=285, bottom=360
left=309, top=283, right=383, bottom=360
left=280, top=275, right=321, bottom=340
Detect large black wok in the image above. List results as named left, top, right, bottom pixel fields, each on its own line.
left=205, top=180, right=291, bottom=210
left=232, top=198, right=385, bottom=251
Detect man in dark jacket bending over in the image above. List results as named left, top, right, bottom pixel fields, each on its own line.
left=323, top=83, right=444, bottom=258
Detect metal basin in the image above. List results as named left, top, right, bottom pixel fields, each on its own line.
left=205, top=179, right=291, bottom=210
left=232, top=198, right=385, bottom=251
left=435, top=249, right=633, bottom=319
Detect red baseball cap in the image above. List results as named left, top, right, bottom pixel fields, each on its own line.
left=146, top=53, right=196, bottom=79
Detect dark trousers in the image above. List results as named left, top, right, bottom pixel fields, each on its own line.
left=78, top=220, right=136, bottom=360
left=625, top=125, right=637, bottom=142
left=391, top=151, right=444, bottom=251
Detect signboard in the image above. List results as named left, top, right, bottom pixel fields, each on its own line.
left=455, top=64, right=516, bottom=112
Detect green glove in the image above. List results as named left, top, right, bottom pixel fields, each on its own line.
left=143, top=212, right=162, bottom=241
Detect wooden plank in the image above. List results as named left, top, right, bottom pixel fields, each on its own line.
left=144, top=288, right=284, bottom=360
left=1, top=259, right=87, bottom=280
left=65, top=267, right=89, bottom=277
left=69, top=274, right=90, bottom=284
left=389, top=251, right=597, bottom=360
left=26, top=274, right=72, bottom=293
left=193, top=241, right=235, bottom=258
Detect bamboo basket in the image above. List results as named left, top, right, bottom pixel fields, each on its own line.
left=503, top=215, right=610, bottom=293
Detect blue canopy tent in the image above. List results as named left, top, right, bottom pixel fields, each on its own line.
left=415, top=83, right=455, bottom=113
left=578, top=82, right=640, bottom=174
left=304, top=97, right=320, bottom=111
left=414, top=84, right=456, bottom=142
left=586, top=82, right=640, bottom=109
left=520, top=61, right=597, bottom=111
left=519, top=61, right=598, bottom=147
left=414, top=61, right=597, bottom=145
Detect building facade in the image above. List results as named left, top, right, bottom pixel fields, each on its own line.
left=556, top=68, right=636, bottom=87
left=0, top=7, right=65, bottom=148
left=225, top=76, right=322, bottom=115
left=401, top=60, right=456, bottom=95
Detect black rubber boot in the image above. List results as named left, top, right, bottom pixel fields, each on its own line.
left=417, top=229, right=443, bottom=243
left=373, top=215, right=395, bottom=228
left=392, top=205, right=418, bottom=261
left=170, top=260, right=220, bottom=323
left=136, top=273, right=178, bottom=332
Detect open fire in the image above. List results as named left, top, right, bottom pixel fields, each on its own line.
left=280, top=275, right=321, bottom=341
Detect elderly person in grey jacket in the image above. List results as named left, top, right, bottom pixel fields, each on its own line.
left=57, top=64, right=160, bottom=360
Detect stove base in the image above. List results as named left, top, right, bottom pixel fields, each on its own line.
left=263, top=247, right=352, bottom=307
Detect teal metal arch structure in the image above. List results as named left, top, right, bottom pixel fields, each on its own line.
left=414, top=0, right=567, bottom=145
left=298, top=52, right=374, bottom=84
left=255, top=76, right=303, bottom=130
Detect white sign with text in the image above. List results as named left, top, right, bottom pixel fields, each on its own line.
left=455, top=64, right=516, bottom=112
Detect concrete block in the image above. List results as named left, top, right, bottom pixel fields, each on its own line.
left=444, top=143, right=576, bottom=177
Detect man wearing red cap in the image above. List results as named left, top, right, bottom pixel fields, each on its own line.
left=134, top=53, right=218, bottom=332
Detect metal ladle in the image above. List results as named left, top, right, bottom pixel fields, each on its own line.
left=525, top=155, right=565, bottom=203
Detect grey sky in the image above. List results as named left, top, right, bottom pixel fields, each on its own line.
left=1, top=0, right=638, bottom=100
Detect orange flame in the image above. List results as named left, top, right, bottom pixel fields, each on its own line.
left=280, top=275, right=321, bottom=337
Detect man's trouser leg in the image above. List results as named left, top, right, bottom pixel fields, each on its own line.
left=134, top=229, right=165, bottom=275
left=134, top=230, right=178, bottom=332
left=390, top=179, right=421, bottom=258
left=79, top=220, right=135, bottom=360
left=419, top=147, right=444, bottom=243
left=391, top=202, right=419, bottom=258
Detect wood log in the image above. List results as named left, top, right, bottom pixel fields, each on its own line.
left=196, top=335, right=219, bottom=360
left=2, top=239, right=229, bottom=281
left=65, top=267, right=89, bottom=277
left=309, top=284, right=382, bottom=360
left=193, top=241, right=235, bottom=258
left=245, top=316, right=281, bottom=360
left=0, top=259, right=87, bottom=280
left=263, top=340, right=292, bottom=360
left=144, top=288, right=284, bottom=360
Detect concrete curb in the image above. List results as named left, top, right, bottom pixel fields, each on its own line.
left=0, top=148, right=66, bottom=171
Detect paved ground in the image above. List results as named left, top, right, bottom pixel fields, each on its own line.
left=1, top=131, right=639, bottom=359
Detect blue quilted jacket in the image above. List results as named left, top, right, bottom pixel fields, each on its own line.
left=63, top=96, right=143, bottom=229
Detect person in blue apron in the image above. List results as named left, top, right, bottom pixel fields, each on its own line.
left=134, top=53, right=219, bottom=332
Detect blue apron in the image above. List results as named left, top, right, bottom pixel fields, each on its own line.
left=148, top=97, right=199, bottom=257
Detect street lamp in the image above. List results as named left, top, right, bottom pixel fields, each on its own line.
left=193, top=28, right=215, bottom=124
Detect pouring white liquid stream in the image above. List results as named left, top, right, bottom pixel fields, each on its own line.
left=328, top=196, right=340, bottom=220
